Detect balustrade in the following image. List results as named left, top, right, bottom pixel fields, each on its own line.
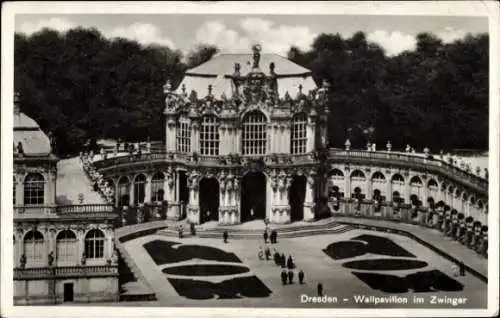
left=14, top=265, right=118, bottom=280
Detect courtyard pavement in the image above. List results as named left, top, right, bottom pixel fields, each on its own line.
left=121, top=226, right=487, bottom=308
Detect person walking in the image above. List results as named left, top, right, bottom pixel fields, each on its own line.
left=223, top=230, right=228, bottom=243
left=298, top=269, right=305, bottom=284
left=273, top=249, right=280, bottom=266
left=265, top=246, right=271, bottom=261
left=281, top=253, right=286, bottom=268
left=288, top=270, right=294, bottom=285
left=281, top=269, right=288, bottom=285
left=263, top=230, right=269, bottom=244
left=317, top=283, right=323, bottom=297
left=287, top=255, right=295, bottom=269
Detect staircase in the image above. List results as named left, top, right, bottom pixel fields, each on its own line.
left=156, top=220, right=353, bottom=240
left=56, top=157, right=105, bottom=205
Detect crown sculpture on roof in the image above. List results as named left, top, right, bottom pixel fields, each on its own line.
left=163, top=44, right=330, bottom=117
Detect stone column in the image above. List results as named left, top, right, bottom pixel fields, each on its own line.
left=165, top=116, right=177, bottom=152
left=165, top=170, right=178, bottom=219
left=191, top=122, right=200, bottom=154
left=306, top=120, right=315, bottom=153
left=386, top=181, right=393, bottom=202
left=365, top=176, right=372, bottom=200
left=145, top=174, right=152, bottom=204
left=404, top=176, right=411, bottom=204
left=303, top=174, right=315, bottom=221
left=187, top=172, right=200, bottom=224
left=344, top=172, right=351, bottom=199
left=422, top=184, right=429, bottom=207
left=284, top=124, right=291, bottom=155
left=15, top=178, right=23, bottom=206
left=128, top=182, right=134, bottom=206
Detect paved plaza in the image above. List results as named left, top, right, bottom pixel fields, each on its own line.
left=121, top=226, right=487, bottom=308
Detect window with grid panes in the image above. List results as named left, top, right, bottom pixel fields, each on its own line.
left=24, top=230, right=44, bottom=263
left=56, top=230, right=77, bottom=262
left=242, top=111, right=267, bottom=155
left=176, top=117, right=191, bottom=153
left=85, top=229, right=105, bottom=259
left=200, top=115, right=219, bottom=156
left=23, top=173, right=45, bottom=205
left=291, top=113, right=307, bottom=154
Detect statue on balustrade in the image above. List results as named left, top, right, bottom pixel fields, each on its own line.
left=81, top=252, right=87, bottom=265
left=20, top=254, right=26, bottom=269
left=48, top=251, right=54, bottom=267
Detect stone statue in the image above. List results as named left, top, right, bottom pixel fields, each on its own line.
left=81, top=252, right=87, bottom=265
left=252, top=44, right=262, bottom=69
left=48, top=251, right=54, bottom=266
left=20, top=254, right=26, bottom=269
left=111, top=250, right=119, bottom=265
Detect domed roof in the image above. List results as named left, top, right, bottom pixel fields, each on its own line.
left=14, top=112, right=52, bottom=156
left=176, top=52, right=317, bottom=99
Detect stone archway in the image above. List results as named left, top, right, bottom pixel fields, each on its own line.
left=178, top=170, right=189, bottom=219
left=241, top=171, right=266, bottom=222
left=199, top=178, right=220, bottom=223
left=289, top=175, right=306, bottom=222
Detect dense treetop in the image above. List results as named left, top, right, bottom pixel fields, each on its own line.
left=14, top=28, right=488, bottom=156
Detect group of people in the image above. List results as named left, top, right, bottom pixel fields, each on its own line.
left=263, top=229, right=278, bottom=244
left=257, top=246, right=305, bottom=285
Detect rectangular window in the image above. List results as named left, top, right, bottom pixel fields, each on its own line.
left=176, top=118, right=191, bottom=153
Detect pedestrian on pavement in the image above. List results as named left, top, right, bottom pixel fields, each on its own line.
left=263, top=230, right=269, bottom=244
left=258, top=247, right=264, bottom=260
left=178, top=225, right=183, bottom=239
left=287, top=255, right=295, bottom=269
left=273, top=250, right=280, bottom=266
left=288, top=270, right=294, bottom=284
left=298, top=269, right=305, bottom=284
left=281, top=253, right=286, bottom=268
left=190, top=222, right=196, bottom=236
left=281, top=270, right=288, bottom=285
left=265, top=246, right=271, bottom=260
left=274, top=230, right=278, bottom=243
left=223, top=230, right=228, bottom=243
left=459, top=262, right=466, bottom=276
left=317, top=283, right=323, bottom=297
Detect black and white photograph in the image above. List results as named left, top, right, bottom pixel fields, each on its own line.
left=1, top=1, right=499, bottom=318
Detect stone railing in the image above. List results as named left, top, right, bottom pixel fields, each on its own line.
left=328, top=150, right=488, bottom=193
left=324, top=198, right=488, bottom=258
left=13, top=265, right=118, bottom=280
left=14, top=204, right=116, bottom=219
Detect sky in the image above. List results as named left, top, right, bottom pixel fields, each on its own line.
left=14, top=13, right=488, bottom=57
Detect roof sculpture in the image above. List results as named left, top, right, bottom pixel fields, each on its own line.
left=164, top=45, right=330, bottom=118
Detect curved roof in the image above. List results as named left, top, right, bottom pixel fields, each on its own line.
left=187, top=53, right=311, bottom=76
left=14, top=112, right=52, bottom=156
left=177, top=53, right=316, bottom=99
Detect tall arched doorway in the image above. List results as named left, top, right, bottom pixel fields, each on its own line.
left=241, top=171, right=266, bottom=222
left=199, top=178, right=220, bottom=223
left=289, top=175, right=306, bottom=222
left=178, top=170, right=189, bottom=219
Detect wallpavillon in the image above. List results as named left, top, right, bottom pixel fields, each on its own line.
left=95, top=44, right=330, bottom=225
left=88, top=45, right=488, bottom=246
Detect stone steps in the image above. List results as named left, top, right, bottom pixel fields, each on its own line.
left=155, top=222, right=353, bottom=240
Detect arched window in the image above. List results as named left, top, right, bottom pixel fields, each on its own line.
left=85, top=229, right=105, bottom=259
left=13, top=176, right=16, bottom=205
left=176, top=116, right=191, bottom=153
left=242, top=111, right=267, bottom=155
left=372, top=172, right=386, bottom=181
left=350, top=170, right=366, bottom=180
left=23, top=173, right=45, bottom=205
left=410, top=176, right=423, bottom=186
left=200, top=115, right=219, bottom=156
left=118, top=177, right=130, bottom=207
left=391, top=174, right=404, bottom=184
left=290, top=113, right=307, bottom=154
left=151, top=172, right=165, bottom=202
left=428, top=179, right=438, bottom=189
left=134, top=174, right=146, bottom=205
left=24, top=230, right=44, bottom=263
left=56, top=230, right=77, bottom=262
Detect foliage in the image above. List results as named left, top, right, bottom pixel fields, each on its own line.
left=14, top=28, right=488, bottom=155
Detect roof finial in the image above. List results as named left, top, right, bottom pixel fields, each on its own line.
left=181, top=83, right=186, bottom=96
left=208, top=84, right=213, bottom=96
left=252, top=44, right=262, bottom=70
left=14, top=92, right=21, bottom=115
